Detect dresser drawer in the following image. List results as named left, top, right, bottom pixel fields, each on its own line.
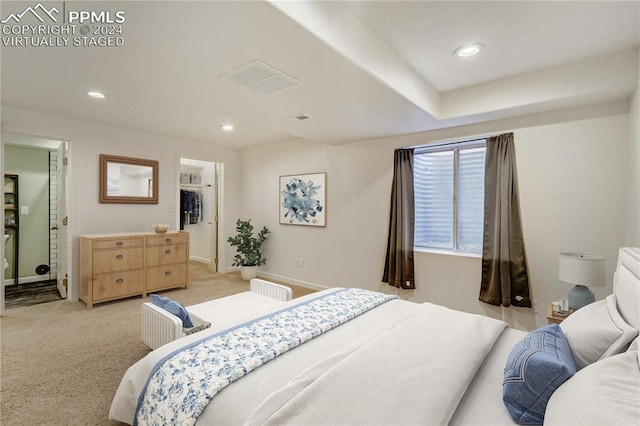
left=92, top=270, right=144, bottom=301
left=93, top=238, right=143, bottom=250
left=93, top=247, right=144, bottom=274
left=146, top=244, right=187, bottom=266
left=146, top=264, right=187, bottom=291
left=146, top=233, right=188, bottom=246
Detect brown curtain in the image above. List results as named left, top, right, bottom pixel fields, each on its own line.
left=479, top=133, right=531, bottom=307
left=383, top=149, right=415, bottom=289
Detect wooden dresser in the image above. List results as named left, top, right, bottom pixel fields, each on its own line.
left=78, top=231, right=189, bottom=308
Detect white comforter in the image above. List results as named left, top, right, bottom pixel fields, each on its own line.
left=244, top=303, right=506, bottom=425
left=110, top=290, right=507, bottom=425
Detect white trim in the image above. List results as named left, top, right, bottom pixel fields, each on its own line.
left=189, top=256, right=211, bottom=264
left=414, top=246, right=482, bottom=259
left=257, top=271, right=329, bottom=292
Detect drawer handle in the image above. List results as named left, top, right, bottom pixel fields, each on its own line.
left=116, top=241, right=124, bottom=247
left=165, top=238, right=172, bottom=243
left=116, top=254, right=124, bottom=259
left=165, top=249, right=171, bottom=254
left=115, top=278, right=124, bottom=284
left=164, top=271, right=171, bottom=276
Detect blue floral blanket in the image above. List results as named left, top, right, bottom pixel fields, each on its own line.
left=134, top=288, right=398, bottom=426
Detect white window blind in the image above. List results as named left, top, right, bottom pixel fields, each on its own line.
left=414, top=141, right=486, bottom=253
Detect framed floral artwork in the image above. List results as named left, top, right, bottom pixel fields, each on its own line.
left=279, top=173, right=326, bottom=226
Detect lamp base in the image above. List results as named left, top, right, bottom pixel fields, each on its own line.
left=568, top=285, right=595, bottom=310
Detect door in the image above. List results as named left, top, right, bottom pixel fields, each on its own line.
left=55, top=142, right=68, bottom=298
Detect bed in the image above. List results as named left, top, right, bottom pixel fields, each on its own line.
left=110, top=247, right=640, bottom=425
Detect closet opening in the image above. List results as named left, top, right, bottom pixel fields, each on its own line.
left=178, top=157, right=221, bottom=272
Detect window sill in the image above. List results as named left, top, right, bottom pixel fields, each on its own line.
left=414, top=247, right=482, bottom=259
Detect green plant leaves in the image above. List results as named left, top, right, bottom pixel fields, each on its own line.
left=227, top=219, right=270, bottom=267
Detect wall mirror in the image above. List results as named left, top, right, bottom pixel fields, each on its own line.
left=99, top=154, right=159, bottom=204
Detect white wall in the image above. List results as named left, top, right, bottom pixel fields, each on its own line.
left=515, top=115, right=628, bottom=327
left=242, top=139, right=391, bottom=290
left=242, top=110, right=630, bottom=330
left=1, top=106, right=242, bottom=302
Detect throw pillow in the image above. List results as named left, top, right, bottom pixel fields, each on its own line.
left=150, top=294, right=194, bottom=328
left=560, top=295, right=637, bottom=370
left=544, top=350, right=640, bottom=425
left=503, top=324, right=576, bottom=425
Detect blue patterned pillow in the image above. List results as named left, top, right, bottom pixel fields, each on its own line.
left=150, top=294, right=194, bottom=328
left=503, top=324, right=576, bottom=425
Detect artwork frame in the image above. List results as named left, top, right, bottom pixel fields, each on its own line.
left=279, top=172, right=326, bottom=226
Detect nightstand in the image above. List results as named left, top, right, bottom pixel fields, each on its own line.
left=546, top=302, right=575, bottom=324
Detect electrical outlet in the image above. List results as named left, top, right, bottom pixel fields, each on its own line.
left=299, top=259, right=304, bottom=268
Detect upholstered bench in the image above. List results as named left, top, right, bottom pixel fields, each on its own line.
left=141, top=279, right=292, bottom=350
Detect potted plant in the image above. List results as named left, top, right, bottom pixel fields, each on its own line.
left=227, top=219, right=271, bottom=280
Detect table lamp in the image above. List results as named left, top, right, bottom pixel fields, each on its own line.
left=558, top=252, right=606, bottom=310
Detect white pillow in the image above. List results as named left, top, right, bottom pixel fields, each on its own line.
left=559, top=295, right=638, bottom=370
left=544, top=350, right=640, bottom=425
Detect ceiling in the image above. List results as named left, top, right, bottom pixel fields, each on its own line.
left=1, top=1, right=638, bottom=148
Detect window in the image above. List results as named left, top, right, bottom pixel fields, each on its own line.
left=414, top=140, right=486, bottom=254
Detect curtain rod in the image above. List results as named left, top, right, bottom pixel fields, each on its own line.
left=403, top=132, right=511, bottom=151
left=409, top=137, right=486, bottom=154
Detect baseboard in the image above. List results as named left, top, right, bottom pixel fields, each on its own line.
left=221, top=267, right=328, bottom=292
left=257, top=271, right=329, bottom=292
left=189, top=256, right=211, bottom=264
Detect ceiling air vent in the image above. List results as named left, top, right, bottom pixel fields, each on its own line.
left=220, top=60, right=300, bottom=95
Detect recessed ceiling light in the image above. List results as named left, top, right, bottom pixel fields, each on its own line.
left=221, top=124, right=234, bottom=132
left=87, top=91, right=106, bottom=99
left=454, top=44, right=483, bottom=58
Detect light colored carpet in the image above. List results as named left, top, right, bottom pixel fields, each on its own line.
left=0, top=262, right=316, bottom=425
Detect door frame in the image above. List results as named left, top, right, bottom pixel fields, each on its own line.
left=55, top=141, right=69, bottom=298
left=177, top=154, right=224, bottom=272
left=0, top=132, right=72, bottom=315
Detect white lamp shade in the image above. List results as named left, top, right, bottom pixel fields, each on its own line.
left=559, top=252, right=606, bottom=287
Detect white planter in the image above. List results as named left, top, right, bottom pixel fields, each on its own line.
left=240, top=265, right=257, bottom=281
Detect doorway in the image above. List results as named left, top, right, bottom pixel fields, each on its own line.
left=179, top=157, right=221, bottom=272
left=2, top=133, right=70, bottom=307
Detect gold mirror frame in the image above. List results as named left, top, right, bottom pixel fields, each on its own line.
left=99, top=154, right=159, bottom=204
